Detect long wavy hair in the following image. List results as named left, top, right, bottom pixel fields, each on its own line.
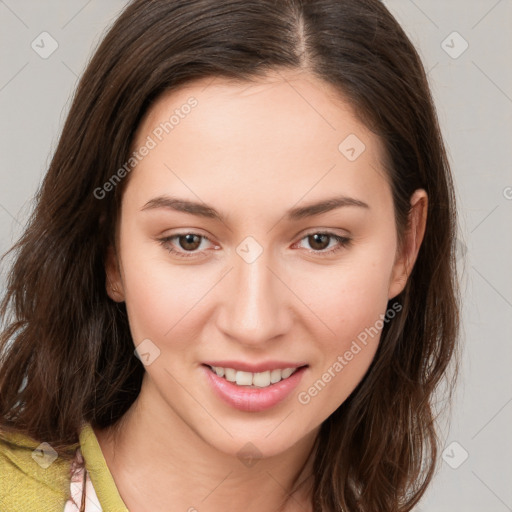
left=0, top=0, right=461, bottom=510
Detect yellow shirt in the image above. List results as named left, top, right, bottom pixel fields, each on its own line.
left=0, top=423, right=129, bottom=511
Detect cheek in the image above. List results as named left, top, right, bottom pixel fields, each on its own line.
left=301, top=251, right=394, bottom=344
left=119, top=242, right=212, bottom=347
left=294, top=243, right=395, bottom=394
left=301, top=275, right=388, bottom=382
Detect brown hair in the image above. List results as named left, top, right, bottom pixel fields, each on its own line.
left=0, top=0, right=460, bottom=510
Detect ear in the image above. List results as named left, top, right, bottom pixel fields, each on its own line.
left=105, top=244, right=125, bottom=302
left=388, top=189, right=428, bottom=300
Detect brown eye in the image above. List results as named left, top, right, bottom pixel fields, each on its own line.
left=296, top=231, right=352, bottom=256
left=178, top=234, right=202, bottom=251
left=158, top=232, right=214, bottom=259
left=307, top=233, right=330, bottom=251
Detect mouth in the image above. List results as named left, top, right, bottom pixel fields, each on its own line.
left=203, top=364, right=308, bottom=389
left=201, top=363, right=309, bottom=412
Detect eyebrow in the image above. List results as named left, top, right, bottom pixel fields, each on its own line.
left=141, top=194, right=370, bottom=221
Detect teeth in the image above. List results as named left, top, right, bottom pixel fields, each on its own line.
left=210, top=366, right=299, bottom=388
left=253, top=370, right=271, bottom=387
left=235, top=371, right=253, bottom=386
left=224, top=368, right=236, bottom=382
left=270, top=369, right=282, bottom=383
left=281, top=368, right=294, bottom=379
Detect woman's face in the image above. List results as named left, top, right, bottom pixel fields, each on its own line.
left=106, top=69, right=425, bottom=458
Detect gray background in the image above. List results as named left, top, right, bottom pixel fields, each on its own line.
left=0, top=1, right=511, bottom=511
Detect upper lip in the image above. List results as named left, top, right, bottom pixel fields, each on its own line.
left=202, top=360, right=308, bottom=373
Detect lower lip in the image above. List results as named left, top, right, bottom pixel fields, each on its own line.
left=202, top=365, right=307, bottom=412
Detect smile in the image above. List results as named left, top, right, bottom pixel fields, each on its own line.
left=207, top=365, right=300, bottom=388
left=201, top=364, right=308, bottom=412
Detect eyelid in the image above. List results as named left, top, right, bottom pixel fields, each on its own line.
left=157, top=229, right=352, bottom=259
left=158, top=231, right=216, bottom=254
left=292, top=230, right=352, bottom=255
left=298, top=227, right=351, bottom=240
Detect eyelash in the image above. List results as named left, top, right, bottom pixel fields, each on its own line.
left=157, top=231, right=352, bottom=259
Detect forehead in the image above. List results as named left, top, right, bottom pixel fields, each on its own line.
left=127, top=70, right=391, bottom=215
left=137, top=69, right=381, bottom=155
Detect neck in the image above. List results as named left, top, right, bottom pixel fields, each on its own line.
left=95, top=377, right=319, bottom=512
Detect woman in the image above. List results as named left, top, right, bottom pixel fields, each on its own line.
left=0, top=0, right=460, bottom=510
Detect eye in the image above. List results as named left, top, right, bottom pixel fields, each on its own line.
left=158, top=230, right=352, bottom=260
left=295, top=231, right=352, bottom=256
left=158, top=233, right=215, bottom=259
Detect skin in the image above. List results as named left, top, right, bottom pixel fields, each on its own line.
left=97, top=69, right=428, bottom=511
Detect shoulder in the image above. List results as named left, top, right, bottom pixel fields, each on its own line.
left=0, top=428, right=74, bottom=512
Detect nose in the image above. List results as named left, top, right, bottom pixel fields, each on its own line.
left=216, top=248, right=292, bottom=347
